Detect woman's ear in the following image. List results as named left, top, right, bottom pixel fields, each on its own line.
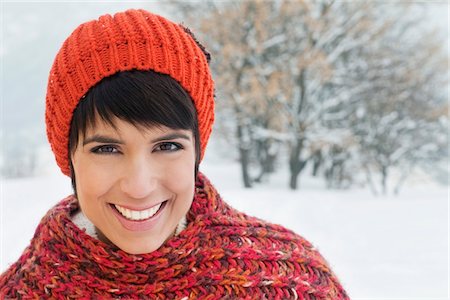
left=69, top=160, right=78, bottom=197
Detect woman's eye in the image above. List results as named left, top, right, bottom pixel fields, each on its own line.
left=91, top=145, right=119, bottom=154
left=156, top=142, right=182, bottom=152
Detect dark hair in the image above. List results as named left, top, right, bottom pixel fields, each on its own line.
left=68, top=70, right=201, bottom=194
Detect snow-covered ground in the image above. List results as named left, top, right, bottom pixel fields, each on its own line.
left=1, top=153, right=448, bottom=299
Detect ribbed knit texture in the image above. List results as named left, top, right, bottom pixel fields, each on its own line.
left=45, top=9, right=215, bottom=176
left=0, top=173, right=349, bottom=299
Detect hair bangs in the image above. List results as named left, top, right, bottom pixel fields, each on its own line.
left=69, top=70, right=199, bottom=154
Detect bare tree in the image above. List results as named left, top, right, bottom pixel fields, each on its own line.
left=169, top=1, right=448, bottom=193
left=346, top=3, right=448, bottom=195
left=169, top=0, right=295, bottom=187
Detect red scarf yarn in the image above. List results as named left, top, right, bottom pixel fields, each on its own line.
left=1, top=173, right=349, bottom=299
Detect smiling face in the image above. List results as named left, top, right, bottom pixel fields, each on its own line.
left=71, top=116, right=196, bottom=254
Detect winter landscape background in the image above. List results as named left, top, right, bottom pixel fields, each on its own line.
left=1, top=1, right=449, bottom=299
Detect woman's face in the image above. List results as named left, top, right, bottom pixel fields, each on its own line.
left=71, top=116, right=196, bottom=254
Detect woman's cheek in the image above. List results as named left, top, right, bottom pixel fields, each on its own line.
left=168, top=155, right=195, bottom=184
left=77, top=157, right=119, bottom=199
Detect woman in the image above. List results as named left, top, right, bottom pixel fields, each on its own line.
left=0, top=9, right=349, bottom=299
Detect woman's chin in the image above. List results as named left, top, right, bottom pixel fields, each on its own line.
left=97, top=230, right=164, bottom=254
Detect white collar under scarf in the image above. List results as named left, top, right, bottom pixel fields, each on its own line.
left=72, top=209, right=187, bottom=239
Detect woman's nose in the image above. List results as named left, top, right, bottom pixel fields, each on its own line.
left=120, top=159, right=157, bottom=199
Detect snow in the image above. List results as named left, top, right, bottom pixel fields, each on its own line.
left=0, top=2, right=448, bottom=298
left=1, top=152, right=448, bottom=299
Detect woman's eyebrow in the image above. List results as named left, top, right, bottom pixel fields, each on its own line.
left=83, top=135, right=123, bottom=146
left=83, top=133, right=191, bottom=146
left=151, top=133, right=191, bottom=143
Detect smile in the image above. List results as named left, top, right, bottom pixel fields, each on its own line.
left=113, top=202, right=166, bottom=221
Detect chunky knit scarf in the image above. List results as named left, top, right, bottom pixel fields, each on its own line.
left=1, top=173, right=349, bottom=299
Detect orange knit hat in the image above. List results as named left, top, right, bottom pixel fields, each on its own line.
left=45, top=9, right=215, bottom=176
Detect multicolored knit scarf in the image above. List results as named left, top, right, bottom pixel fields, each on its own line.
left=1, top=173, right=349, bottom=299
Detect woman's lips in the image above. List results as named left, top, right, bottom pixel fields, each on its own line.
left=110, top=200, right=167, bottom=231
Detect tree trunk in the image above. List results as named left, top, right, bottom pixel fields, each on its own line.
left=289, top=169, right=300, bottom=190
left=254, top=140, right=277, bottom=183
left=312, top=150, right=322, bottom=176
left=288, top=66, right=308, bottom=190
left=237, top=123, right=252, bottom=188
left=381, top=165, right=388, bottom=195
left=239, top=147, right=252, bottom=188
left=394, top=166, right=412, bottom=195
left=289, top=138, right=307, bottom=190
left=365, top=166, right=378, bottom=196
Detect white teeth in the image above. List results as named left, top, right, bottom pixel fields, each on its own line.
left=114, top=203, right=162, bottom=221
left=131, top=210, right=140, bottom=220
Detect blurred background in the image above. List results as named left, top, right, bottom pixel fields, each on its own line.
left=1, top=1, right=448, bottom=299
